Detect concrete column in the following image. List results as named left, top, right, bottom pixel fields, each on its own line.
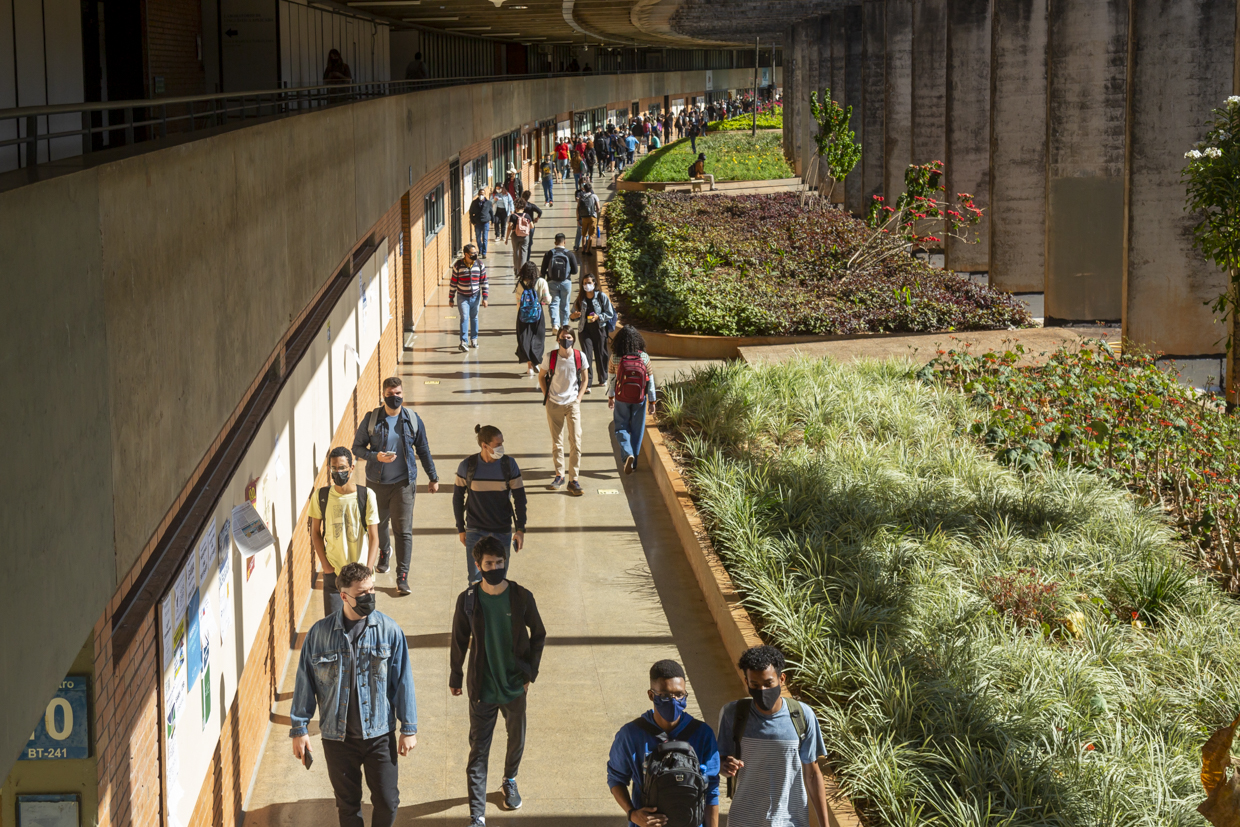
left=784, top=24, right=796, bottom=168
left=910, top=0, right=947, bottom=166
left=830, top=12, right=848, bottom=204
left=989, top=0, right=1048, bottom=293
left=944, top=0, right=991, bottom=271
left=884, top=0, right=914, bottom=202
left=1123, top=0, right=1234, bottom=355
left=862, top=0, right=886, bottom=204
left=789, top=24, right=804, bottom=176
left=844, top=4, right=865, bottom=213
left=803, top=16, right=823, bottom=179
left=1045, top=0, right=1128, bottom=322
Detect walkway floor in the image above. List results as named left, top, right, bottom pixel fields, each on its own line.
left=243, top=172, right=735, bottom=825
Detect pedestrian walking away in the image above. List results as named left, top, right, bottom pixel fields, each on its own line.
left=540, top=155, right=556, bottom=206
left=290, top=563, right=418, bottom=827
left=570, top=273, right=614, bottom=386
left=352, top=377, right=440, bottom=595
left=310, top=447, right=380, bottom=616
left=556, top=140, right=570, bottom=180
left=449, top=244, right=488, bottom=351
left=607, top=659, right=721, bottom=827
left=718, top=646, right=831, bottom=827
left=540, top=233, right=578, bottom=329
left=509, top=199, right=539, bottom=271
left=450, top=536, right=547, bottom=826
left=513, top=261, right=551, bottom=376
left=453, top=424, right=528, bottom=583
left=608, top=326, right=657, bottom=476
left=539, top=326, right=589, bottom=496
left=576, top=183, right=600, bottom=255
left=469, top=187, right=493, bottom=258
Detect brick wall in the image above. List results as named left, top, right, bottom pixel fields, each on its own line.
left=146, top=0, right=206, bottom=96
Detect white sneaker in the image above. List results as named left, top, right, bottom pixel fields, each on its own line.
left=470, top=339, right=478, bottom=348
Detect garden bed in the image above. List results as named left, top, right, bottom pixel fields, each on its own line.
left=605, top=191, right=1032, bottom=336
left=708, top=103, right=783, bottom=131
left=660, top=356, right=1240, bottom=826
left=621, top=132, right=792, bottom=183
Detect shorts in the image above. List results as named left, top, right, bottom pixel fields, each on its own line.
left=580, top=216, right=597, bottom=240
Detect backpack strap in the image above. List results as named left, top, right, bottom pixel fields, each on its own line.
left=366, top=407, right=380, bottom=439
left=464, top=585, right=477, bottom=617
left=726, top=699, right=752, bottom=799
left=787, top=699, right=808, bottom=741
left=317, top=486, right=330, bottom=528
left=356, top=485, right=368, bottom=527
left=632, top=717, right=668, bottom=743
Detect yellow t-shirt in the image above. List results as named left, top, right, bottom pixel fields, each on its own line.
left=309, top=486, right=380, bottom=572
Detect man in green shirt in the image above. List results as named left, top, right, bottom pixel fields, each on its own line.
left=450, top=536, right=546, bottom=826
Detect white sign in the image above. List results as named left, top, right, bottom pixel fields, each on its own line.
left=706, top=70, right=713, bottom=91
left=230, top=501, right=275, bottom=558
left=197, top=518, right=216, bottom=588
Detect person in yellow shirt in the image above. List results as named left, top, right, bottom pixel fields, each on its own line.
left=310, top=447, right=381, bottom=616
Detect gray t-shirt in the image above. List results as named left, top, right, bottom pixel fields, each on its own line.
left=716, top=700, right=826, bottom=827
left=380, top=414, right=409, bottom=484
left=343, top=615, right=368, bottom=738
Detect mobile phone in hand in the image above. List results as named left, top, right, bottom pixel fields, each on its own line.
left=302, top=745, right=314, bottom=770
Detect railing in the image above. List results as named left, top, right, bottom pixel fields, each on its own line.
left=0, top=69, right=655, bottom=172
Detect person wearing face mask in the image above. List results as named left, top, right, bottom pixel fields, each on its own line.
left=450, top=536, right=547, bottom=827
left=539, top=326, right=589, bottom=496
left=453, top=424, right=528, bottom=583
left=717, top=646, right=830, bottom=827
left=449, top=243, right=489, bottom=352
left=309, top=447, right=381, bottom=617
left=352, top=377, right=440, bottom=596
left=290, top=563, right=419, bottom=827
left=569, top=273, right=614, bottom=387
left=606, top=659, right=720, bottom=827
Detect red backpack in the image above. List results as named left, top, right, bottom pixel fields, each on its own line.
left=615, top=354, right=650, bottom=404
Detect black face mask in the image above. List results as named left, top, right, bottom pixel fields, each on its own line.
left=350, top=592, right=376, bottom=617
left=384, top=395, right=402, bottom=409
left=480, top=567, right=507, bottom=586
left=749, top=685, right=782, bottom=712
left=331, top=470, right=351, bottom=486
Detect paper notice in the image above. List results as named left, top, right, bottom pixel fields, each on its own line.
left=197, top=517, right=216, bottom=589
left=230, top=501, right=274, bottom=557
left=217, top=520, right=234, bottom=638
left=344, top=342, right=365, bottom=369
left=160, top=593, right=176, bottom=670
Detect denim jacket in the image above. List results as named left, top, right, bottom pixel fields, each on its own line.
left=351, top=406, right=439, bottom=487
left=290, top=609, right=418, bottom=742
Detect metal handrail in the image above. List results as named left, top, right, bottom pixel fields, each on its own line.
left=0, top=68, right=662, bottom=170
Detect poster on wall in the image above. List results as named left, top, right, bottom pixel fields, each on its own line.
left=231, top=501, right=274, bottom=557
left=186, top=589, right=202, bottom=691
left=380, top=260, right=391, bottom=328
left=217, top=519, right=234, bottom=637
left=161, top=593, right=177, bottom=670
left=197, top=518, right=216, bottom=589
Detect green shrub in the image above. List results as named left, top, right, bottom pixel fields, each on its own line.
left=622, top=132, right=792, bottom=183
left=709, top=109, right=783, bottom=131
left=663, top=357, right=1240, bottom=827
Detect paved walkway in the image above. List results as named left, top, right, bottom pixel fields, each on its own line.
left=243, top=173, right=736, bottom=825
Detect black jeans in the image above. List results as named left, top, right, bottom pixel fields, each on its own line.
left=580, top=324, right=608, bottom=384
left=323, top=571, right=344, bottom=617
left=467, top=692, right=527, bottom=818
left=369, top=480, right=414, bottom=578
left=322, top=731, right=400, bottom=827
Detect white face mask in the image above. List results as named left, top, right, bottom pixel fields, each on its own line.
left=491, top=444, right=505, bottom=458
left=585, top=284, right=595, bottom=294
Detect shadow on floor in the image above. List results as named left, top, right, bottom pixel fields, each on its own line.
left=243, top=797, right=630, bottom=826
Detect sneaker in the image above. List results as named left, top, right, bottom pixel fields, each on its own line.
left=396, top=574, right=411, bottom=595
left=548, top=475, right=565, bottom=490
left=624, top=455, right=636, bottom=475
left=470, top=339, right=478, bottom=348
left=459, top=343, right=469, bottom=353
left=567, top=480, right=584, bottom=497
left=501, top=778, right=522, bottom=811
left=375, top=550, right=391, bottom=573
left=469, top=818, right=486, bottom=827
left=585, top=387, right=592, bottom=394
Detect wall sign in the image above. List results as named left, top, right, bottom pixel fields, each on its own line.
left=16, top=793, right=80, bottom=826
left=20, top=676, right=90, bottom=760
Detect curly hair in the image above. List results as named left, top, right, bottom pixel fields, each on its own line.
left=738, top=645, right=786, bottom=676
left=610, top=324, right=646, bottom=358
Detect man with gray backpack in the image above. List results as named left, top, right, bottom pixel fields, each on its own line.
left=607, top=659, right=720, bottom=827
left=540, top=233, right=578, bottom=329
left=717, top=645, right=831, bottom=827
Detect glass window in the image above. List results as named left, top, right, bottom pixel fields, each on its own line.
left=424, top=183, right=444, bottom=244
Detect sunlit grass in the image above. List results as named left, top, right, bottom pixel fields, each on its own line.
left=622, top=132, right=793, bottom=183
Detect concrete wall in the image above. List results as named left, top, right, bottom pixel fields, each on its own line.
left=861, top=0, right=885, bottom=204
left=910, top=0, right=947, bottom=169
left=0, top=65, right=760, bottom=782
left=944, top=0, right=990, bottom=271
left=843, top=5, right=865, bottom=212
left=883, top=0, right=914, bottom=202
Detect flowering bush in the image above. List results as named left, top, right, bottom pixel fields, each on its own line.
left=927, top=343, right=1240, bottom=591
left=604, top=191, right=1031, bottom=336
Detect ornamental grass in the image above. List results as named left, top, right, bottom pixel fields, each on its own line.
left=605, top=192, right=1031, bottom=336
left=622, top=131, right=793, bottom=183
left=661, top=356, right=1240, bottom=827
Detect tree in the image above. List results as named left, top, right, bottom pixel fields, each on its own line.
left=1184, top=95, right=1240, bottom=406
left=808, top=89, right=861, bottom=202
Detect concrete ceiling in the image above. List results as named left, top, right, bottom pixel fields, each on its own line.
left=349, top=0, right=852, bottom=49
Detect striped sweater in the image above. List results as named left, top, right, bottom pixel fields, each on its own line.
left=452, top=454, right=527, bottom=532
left=449, top=259, right=488, bottom=301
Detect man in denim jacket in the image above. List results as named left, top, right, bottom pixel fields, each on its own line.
left=291, top=563, right=418, bottom=827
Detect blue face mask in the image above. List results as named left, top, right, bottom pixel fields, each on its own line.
left=652, top=694, right=687, bottom=724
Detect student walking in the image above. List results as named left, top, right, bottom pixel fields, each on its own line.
left=492, top=187, right=513, bottom=245
left=508, top=200, right=535, bottom=271
left=570, top=273, right=614, bottom=386
left=556, top=139, right=570, bottom=180
left=539, top=326, right=589, bottom=496
left=513, top=261, right=550, bottom=377
left=718, top=646, right=830, bottom=827
left=450, top=536, right=547, bottom=827
left=290, top=562, right=418, bottom=827
left=449, top=244, right=488, bottom=352
left=540, top=155, right=556, bottom=206
left=575, top=183, right=600, bottom=254
left=351, top=378, right=439, bottom=596
left=469, top=187, right=494, bottom=258
left=453, top=425, right=528, bottom=583
left=688, top=119, right=701, bottom=154
left=310, top=447, right=380, bottom=616
left=540, top=233, right=578, bottom=330
left=607, top=660, right=721, bottom=827
left=584, top=143, right=596, bottom=180
left=608, top=326, right=657, bottom=476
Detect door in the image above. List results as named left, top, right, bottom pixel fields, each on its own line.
left=449, top=159, right=462, bottom=255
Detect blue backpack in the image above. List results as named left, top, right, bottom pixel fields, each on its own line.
left=519, top=287, right=541, bottom=323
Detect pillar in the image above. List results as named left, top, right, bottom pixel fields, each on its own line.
left=989, top=0, right=1048, bottom=293
left=788, top=24, right=804, bottom=176
left=944, top=0, right=991, bottom=272
left=910, top=0, right=947, bottom=167
left=830, top=12, right=848, bottom=204
left=1123, top=0, right=1234, bottom=354
left=884, top=0, right=914, bottom=202
left=844, top=4, right=865, bottom=213
left=862, top=0, right=886, bottom=204
left=783, top=25, right=796, bottom=169
left=1045, top=0, right=1128, bottom=321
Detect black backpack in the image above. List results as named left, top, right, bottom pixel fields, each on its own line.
left=315, top=485, right=369, bottom=535
left=548, top=248, right=570, bottom=281
left=633, top=718, right=708, bottom=827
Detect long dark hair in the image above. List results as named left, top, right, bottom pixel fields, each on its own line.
left=611, top=324, right=646, bottom=357
left=517, top=261, right=539, bottom=290
left=573, top=271, right=601, bottom=311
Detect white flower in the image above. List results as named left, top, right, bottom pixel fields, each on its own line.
left=1228, top=95, right=1240, bottom=106
left=1185, top=149, right=1203, bottom=159
left=1205, top=147, right=1223, bottom=158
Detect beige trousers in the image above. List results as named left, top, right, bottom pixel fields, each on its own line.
left=545, top=400, right=582, bottom=479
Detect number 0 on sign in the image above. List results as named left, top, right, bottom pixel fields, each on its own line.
left=21, top=676, right=90, bottom=760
